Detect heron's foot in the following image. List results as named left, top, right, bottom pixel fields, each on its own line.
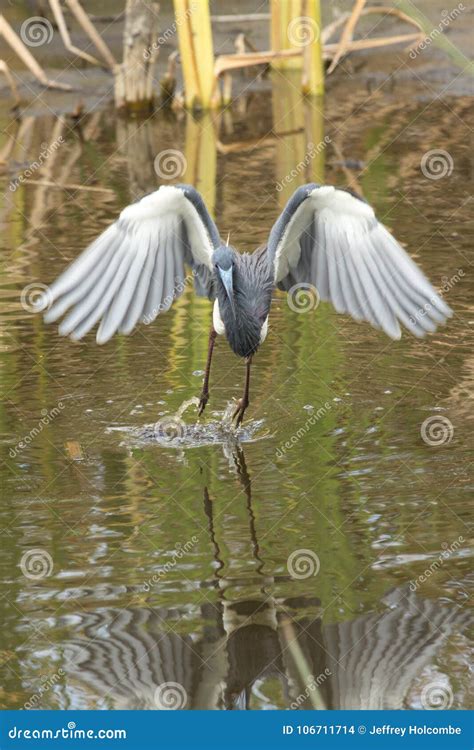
left=197, top=391, right=209, bottom=417
left=232, top=397, right=249, bottom=428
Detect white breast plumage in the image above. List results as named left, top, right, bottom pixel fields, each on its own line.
left=260, top=316, right=269, bottom=343
left=212, top=299, right=226, bottom=335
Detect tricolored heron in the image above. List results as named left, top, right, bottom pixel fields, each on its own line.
left=37, top=184, right=452, bottom=425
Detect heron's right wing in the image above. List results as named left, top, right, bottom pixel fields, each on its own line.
left=39, top=184, right=220, bottom=344
left=267, top=184, right=452, bottom=339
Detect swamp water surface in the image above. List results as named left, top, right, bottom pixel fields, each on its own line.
left=0, top=73, right=472, bottom=710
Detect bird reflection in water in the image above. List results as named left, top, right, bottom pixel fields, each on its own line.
left=64, top=448, right=470, bottom=710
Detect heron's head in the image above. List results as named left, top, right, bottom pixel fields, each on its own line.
left=213, top=245, right=236, bottom=317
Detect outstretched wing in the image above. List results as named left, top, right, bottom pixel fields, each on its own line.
left=39, top=184, right=220, bottom=344
left=267, top=184, right=452, bottom=339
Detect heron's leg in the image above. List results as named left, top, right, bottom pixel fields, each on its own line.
left=233, top=356, right=252, bottom=427
left=198, top=327, right=217, bottom=416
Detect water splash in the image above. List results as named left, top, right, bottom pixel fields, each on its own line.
left=113, top=399, right=270, bottom=449
left=175, top=396, right=200, bottom=418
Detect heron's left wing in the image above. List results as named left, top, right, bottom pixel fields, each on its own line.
left=38, top=184, right=220, bottom=344
left=267, top=184, right=452, bottom=339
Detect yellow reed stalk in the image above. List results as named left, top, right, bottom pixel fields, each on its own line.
left=270, top=0, right=324, bottom=95
left=270, top=0, right=301, bottom=69
left=303, top=0, right=324, bottom=95
left=173, top=0, right=216, bottom=109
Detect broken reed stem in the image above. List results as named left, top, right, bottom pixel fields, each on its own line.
left=0, top=59, right=20, bottom=106
left=324, top=32, right=423, bottom=56
left=215, top=31, right=424, bottom=79
left=0, top=14, right=72, bottom=91
left=322, top=5, right=424, bottom=44
left=65, top=0, right=117, bottom=70
left=49, top=0, right=103, bottom=67
left=327, top=0, right=367, bottom=74
left=23, top=180, right=115, bottom=193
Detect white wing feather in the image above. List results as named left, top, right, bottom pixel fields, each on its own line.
left=270, top=185, right=452, bottom=339
left=40, top=185, right=219, bottom=344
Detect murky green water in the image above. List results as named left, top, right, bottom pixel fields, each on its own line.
left=0, top=77, right=472, bottom=710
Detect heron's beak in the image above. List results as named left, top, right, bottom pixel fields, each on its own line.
left=217, top=266, right=235, bottom=317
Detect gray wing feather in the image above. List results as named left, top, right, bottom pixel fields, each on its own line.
left=343, top=240, right=382, bottom=330
left=69, top=247, right=131, bottom=341
left=370, top=249, right=430, bottom=336
left=139, top=234, right=164, bottom=325
left=332, top=235, right=361, bottom=319
left=141, top=232, right=164, bottom=325
left=44, top=233, right=118, bottom=325
left=268, top=184, right=452, bottom=339
left=381, top=252, right=437, bottom=333
left=47, top=225, right=117, bottom=300
left=120, top=237, right=157, bottom=334
left=326, top=225, right=348, bottom=315
left=97, top=239, right=149, bottom=344
left=58, top=236, right=128, bottom=337
left=37, top=185, right=220, bottom=344
left=160, top=231, right=177, bottom=315
left=312, top=222, right=330, bottom=301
